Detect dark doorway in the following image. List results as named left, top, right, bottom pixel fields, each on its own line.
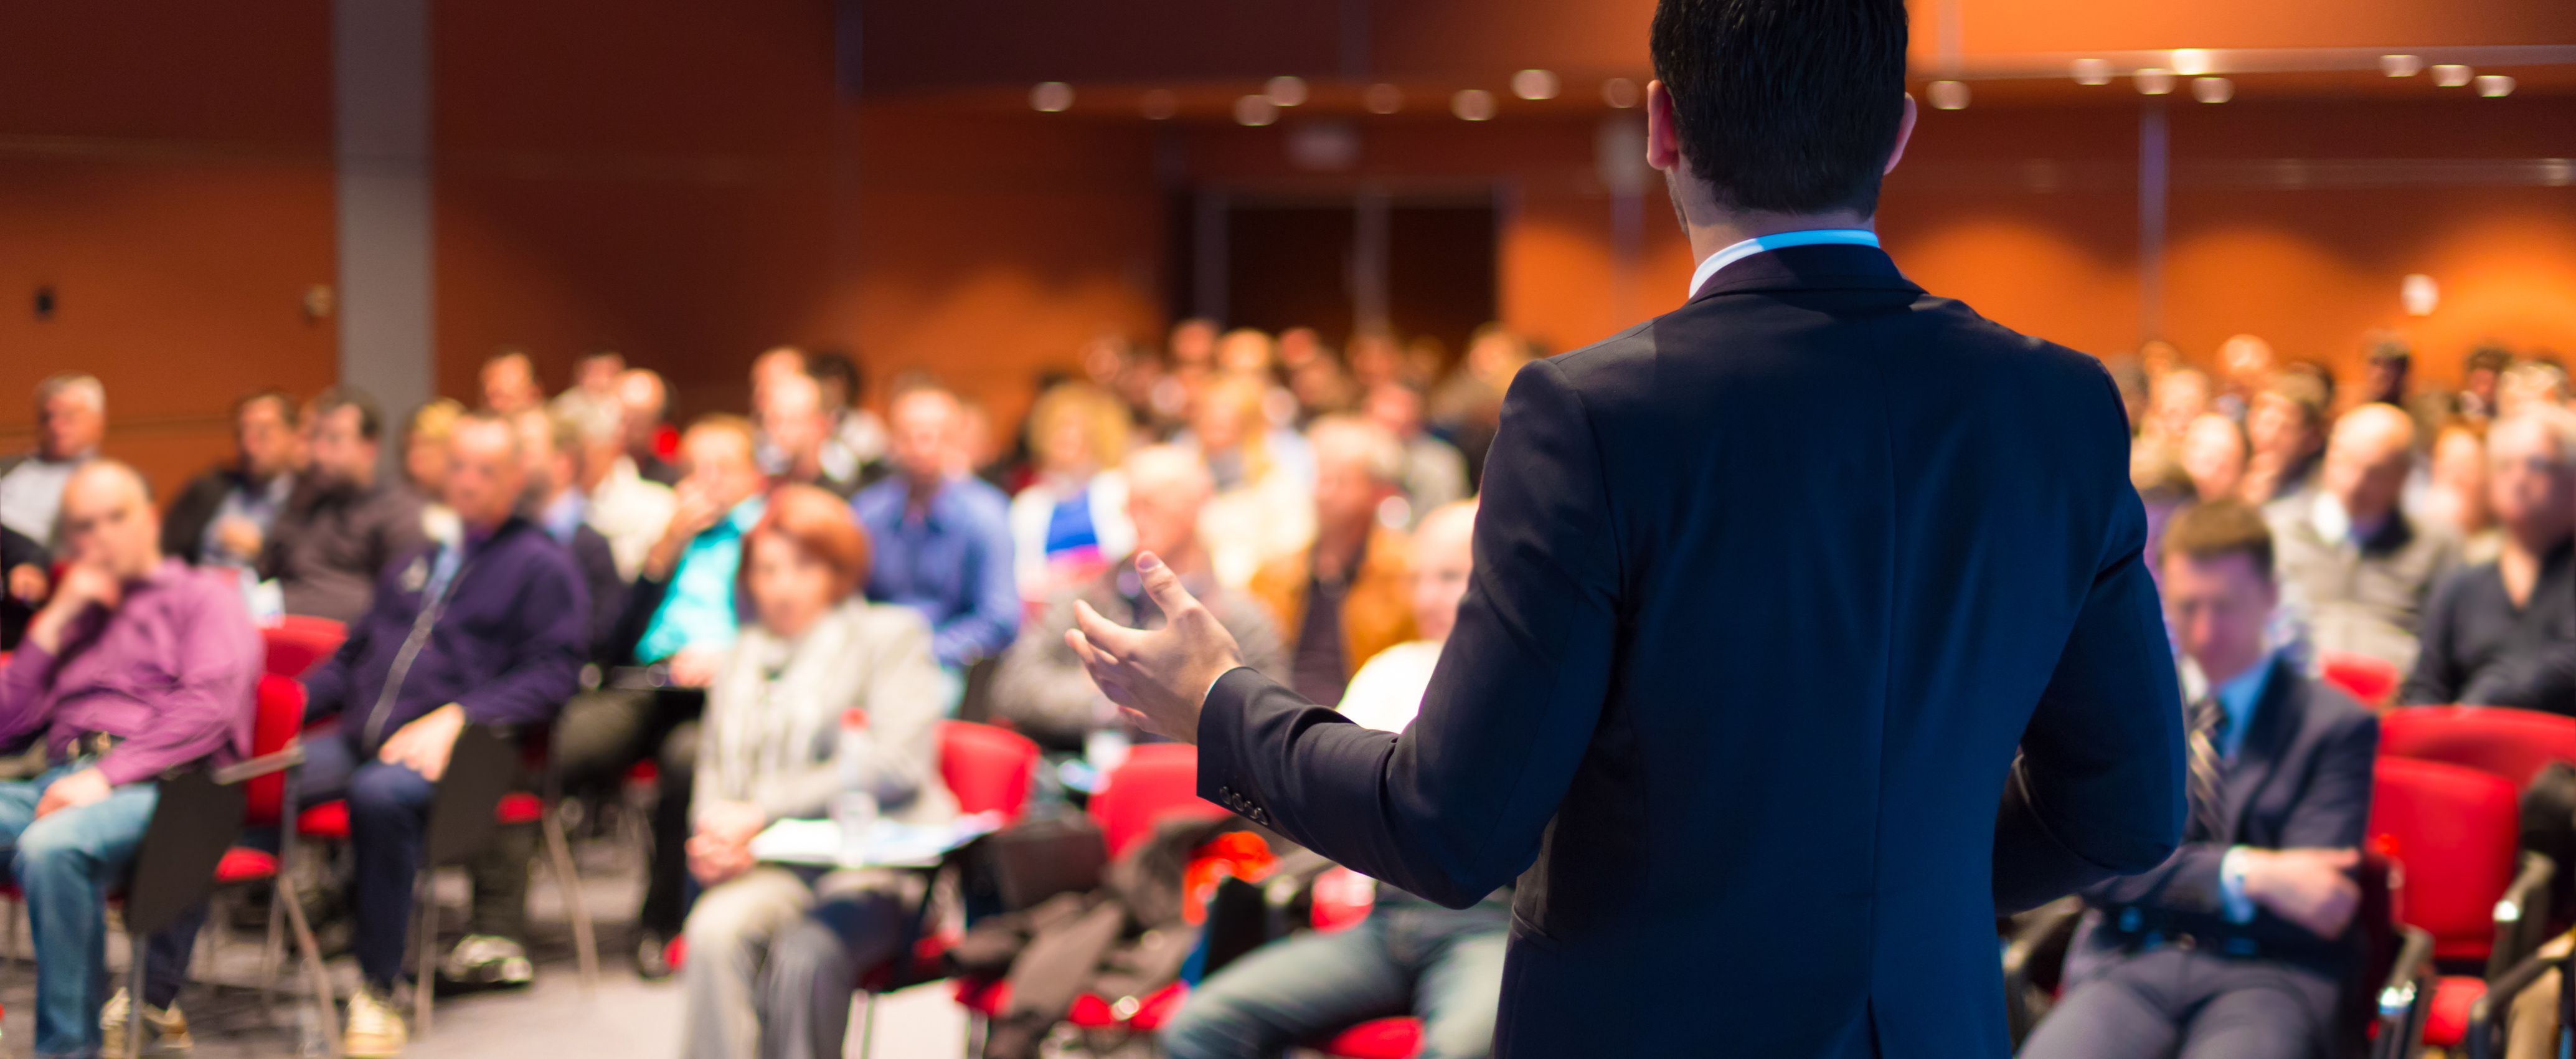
left=1172, top=192, right=1496, bottom=358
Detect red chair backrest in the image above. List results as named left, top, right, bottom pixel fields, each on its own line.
left=2381, top=705, right=2576, bottom=794
left=2319, top=650, right=2401, bottom=708
left=1087, top=743, right=1228, bottom=860
left=2368, top=756, right=2521, bottom=962
left=245, top=674, right=307, bottom=827
left=262, top=617, right=347, bottom=678
left=938, top=721, right=1040, bottom=820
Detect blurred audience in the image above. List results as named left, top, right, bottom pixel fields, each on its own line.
left=0, top=373, right=106, bottom=555
left=619, top=368, right=683, bottom=487
left=2401, top=406, right=2576, bottom=712
left=2178, top=414, right=2247, bottom=504
left=1008, top=382, right=1136, bottom=601
left=678, top=485, right=953, bottom=1059
left=992, top=445, right=1285, bottom=752
left=758, top=371, right=864, bottom=500
left=549, top=348, right=626, bottom=425
left=264, top=387, right=428, bottom=624
left=1362, top=382, right=1469, bottom=527
left=2361, top=338, right=2412, bottom=408
left=851, top=384, right=1020, bottom=673
left=1189, top=374, right=1314, bottom=590
left=2458, top=344, right=2514, bottom=426
left=514, top=409, right=626, bottom=657
left=481, top=349, right=547, bottom=416
left=1249, top=417, right=1415, bottom=708
left=163, top=389, right=303, bottom=572
left=1, top=525, right=40, bottom=649
left=2240, top=369, right=2331, bottom=509
left=298, top=412, right=588, bottom=1054
left=568, top=397, right=677, bottom=582
left=402, top=398, right=466, bottom=543
left=2267, top=403, right=2461, bottom=672
left=1163, top=498, right=1501, bottom=1059
left=808, top=349, right=889, bottom=484
left=2022, top=500, right=2374, bottom=1059
left=2422, top=422, right=2501, bottom=563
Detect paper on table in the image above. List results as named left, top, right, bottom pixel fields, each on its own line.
left=750, top=810, right=1006, bottom=868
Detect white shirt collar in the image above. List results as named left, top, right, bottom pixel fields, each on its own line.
left=1687, top=228, right=1882, bottom=298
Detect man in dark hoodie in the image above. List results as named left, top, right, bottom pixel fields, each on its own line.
left=298, top=410, right=587, bottom=1058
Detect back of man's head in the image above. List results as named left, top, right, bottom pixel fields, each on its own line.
left=1650, top=0, right=1909, bottom=216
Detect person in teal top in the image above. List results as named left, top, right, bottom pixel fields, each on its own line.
left=633, top=492, right=763, bottom=665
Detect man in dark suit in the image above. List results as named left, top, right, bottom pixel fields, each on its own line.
left=1062, top=0, right=2186, bottom=1055
left=2024, top=500, right=2376, bottom=1059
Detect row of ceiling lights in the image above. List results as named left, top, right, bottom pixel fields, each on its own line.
left=1029, top=70, right=1646, bottom=123
left=1923, top=49, right=2518, bottom=110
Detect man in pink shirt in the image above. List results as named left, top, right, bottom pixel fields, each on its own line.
left=0, top=460, right=258, bottom=1058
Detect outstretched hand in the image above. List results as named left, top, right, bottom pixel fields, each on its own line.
left=1067, top=553, right=1246, bottom=744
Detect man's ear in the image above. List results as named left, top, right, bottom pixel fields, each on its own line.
left=1645, top=80, right=1683, bottom=174
left=1884, top=93, right=1918, bottom=175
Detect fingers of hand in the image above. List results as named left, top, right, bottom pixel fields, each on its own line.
left=1070, top=600, right=1139, bottom=657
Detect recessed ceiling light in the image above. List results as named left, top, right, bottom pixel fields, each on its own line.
left=2380, top=54, right=2422, bottom=77
left=1511, top=69, right=1560, bottom=101
left=1452, top=89, right=1496, bottom=121
left=2071, top=59, right=2113, bottom=86
left=2475, top=75, right=2516, bottom=98
left=1266, top=76, right=1308, bottom=107
left=1927, top=80, right=1970, bottom=110
left=2191, top=77, right=2232, bottom=103
left=1029, top=82, right=1073, bottom=112
left=2171, top=49, right=2214, bottom=76
left=1363, top=83, right=1403, bottom=114
left=1235, top=95, right=1278, bottom=126
left=2432, top=65, right=2475, bottom=87
left=2134, top=69, right=2175, bottom=95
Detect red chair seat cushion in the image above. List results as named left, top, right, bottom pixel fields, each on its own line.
left=1321, top=1017, right=1425, bottom=1059
left=298, top=800, right=350, bottom=840
left=215, top=848, right=280, bottom=884
left=496, top=792, right=544, bottom=825
left=2425, top=975, right=2486, bottom=1047
left=955, top=977, right=1008, bottom=1015
left=1125, top=982, right=1186, bottom=1032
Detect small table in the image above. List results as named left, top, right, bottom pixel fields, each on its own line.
left=749, top=811, right=1004, bottom=869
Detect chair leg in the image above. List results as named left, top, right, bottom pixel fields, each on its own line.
left=413, top=868, right=436, bottom=1039
left=126, top=932, right=147, bottom=1059
left=857, top=990, right=878, bottom=1059
left=541, top=805, right=599, bottom=993
left=276, top=876, right=343, bottom=1059
left=260, top=884, right=287, bottom=1016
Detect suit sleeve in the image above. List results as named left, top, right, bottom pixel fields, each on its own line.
left=1994, top=381, right=2189, bottom=914
left=1197, top=359, right=1621, bottom=908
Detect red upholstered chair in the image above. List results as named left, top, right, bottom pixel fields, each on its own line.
left=2319, top=650, right=2402, bottom=708
left=938, top=720, right=1040, bottom=820
left=2368, top=756, right=2554, bottom=1051
left=1319, top=1018, right=1426, bottom=1059
left=2380, top=706, right=2576, bottom=794
left=260, top=615, right=347, bottom=678
left=1088, top=743, right=1229, bottom=860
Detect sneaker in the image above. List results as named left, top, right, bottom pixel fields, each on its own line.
left=438, top=934, right=534, bottom=989
left=100, top=988, right=193, bottom=1055
left=633, top=929, right=674, bottom=982
left=342, top=984, right=407, bottom=1058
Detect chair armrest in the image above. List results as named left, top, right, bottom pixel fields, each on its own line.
left=2374, top=925, right=2436, bottom=1059
left=2491, top=852, right=2558, bottom=979
left=2466, top=947, right=2563, bottom=1059
left=211, top=743, right=308, bottom=786
left=2002, top=897, right=2085, bottom=1047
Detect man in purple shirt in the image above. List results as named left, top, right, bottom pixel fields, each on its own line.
left=0, top=460, right=258, bottom=1058
left=298, top=411, right=586, bottom=1058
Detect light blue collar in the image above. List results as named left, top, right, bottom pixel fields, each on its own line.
left=1688, top=229, right=1881, bottom=298
left=2209, top=651, right=2276, bottom=760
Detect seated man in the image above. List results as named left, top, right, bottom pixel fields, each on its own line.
left=263, top=387, right=428, bottom=624
left=2022, top=499, right=2377, bottom=1059
left=1163, top=500, right=1507, bottom=1059
left=1248, top=416, right=1415, bottom=709
left=757, top=371, right=864, bottom=500
left=851, top=384, right=1021, bottom=674
left=0, top=461, right=258, bottom=1058
left=163, top=389, right=303, bottom=572
left=2266, top=402, right=2461, bottom=673
left=298, top=411, right=588, bottom=1058
left=516, top=407, right=628, bottom=658
left=0, top=373, right=106, bottom=556
left=992, top=445, right=1286, bottom=754
left=555, top=414, right=770, bottom=979
left=2402, top=406, right=2575, bottom=711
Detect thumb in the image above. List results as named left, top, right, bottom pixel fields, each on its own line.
left=1133, top=552, right=1202, bottom=617
left=2322, top=848, right=2361, bottom=868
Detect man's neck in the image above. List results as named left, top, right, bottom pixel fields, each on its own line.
left=903, top=472, right=945, bottom=511
left=2196, top=649, right=2270, bottom=694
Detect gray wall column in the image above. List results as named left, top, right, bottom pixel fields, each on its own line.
left=335, top=0, right=434, bottom=470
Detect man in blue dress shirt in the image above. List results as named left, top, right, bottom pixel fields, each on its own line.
left=850, top=383, right=1019, bottom=676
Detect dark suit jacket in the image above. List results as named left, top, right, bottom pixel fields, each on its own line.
left=1196, top=244, right=2187, bottom=1058
left=565, top=523, right=628, bottom=664
left=2068, top=657, right=2377, bottom=981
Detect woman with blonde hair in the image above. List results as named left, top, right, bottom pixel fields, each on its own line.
left=1191, top=373, right=1316, bottom=587
left=679, top=484, right=955, bottom=1059
left=1008, top=382, right=1136, bottom=598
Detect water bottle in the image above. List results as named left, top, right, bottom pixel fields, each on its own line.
left=833, top=708, right=878, bottom=865
left=294, top=997, right=327, bottom=1058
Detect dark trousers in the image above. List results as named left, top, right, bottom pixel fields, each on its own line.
left=301, top=732, right=486, bottom=989
left=2021, top=944, right=2342, bottom=1059
left=483, top=688, right=702, bottom=940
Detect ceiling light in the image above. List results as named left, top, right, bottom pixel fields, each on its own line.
left=1363, top=83, right=1403, bottom=114
left=1511, top=69, right=1560, bottom=101
left=1601, top=78, right=1640, bottom=108
left=1139, top=89, right=1178, bottom=120
left=1235, top=95, right=1278, bottom=126
left=1029, top=82, right=1073, bottom=112
left=2134, top=69, right=2174, bottom=95
left=2191, top=77, right=2233, bottom=103
left=2171, top=49, right=2214, bottom=76
left=2401, top=274, right=2438, bottom=316
left=2380, top=54, right=2422, bottom=77
left=1452, top=89, right=1496, bottom=121
left=1267, top=76, right=1308, bottom=107
left=2476, top=75, right=2516, bottom=98
left=2072, top=59, right=2113, bottom=85
left=1927, top=80, right=1970, bottom=110
left=2432, top=65, right=2474, bottom=87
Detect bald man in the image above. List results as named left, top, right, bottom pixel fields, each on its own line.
left=2267, top=403, right=2463, bottom=673
left=299, top=412, right=588, bottom=1054
left=0, top=461, right=258, bottom=1057
left=992, top=445, right=1286, bottom=753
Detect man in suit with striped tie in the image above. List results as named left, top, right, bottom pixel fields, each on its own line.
left=2023, top=499, right=2380, bottom=1059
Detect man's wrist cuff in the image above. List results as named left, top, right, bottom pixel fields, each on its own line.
left=2219, top=847, right=2258, bottom=924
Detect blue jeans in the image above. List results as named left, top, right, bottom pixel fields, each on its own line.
left=0, top=761, right=161, bottom=1058
left=1162, top=901, right=1509, bottom=1059
left=300, top=733, right=436, bottom=989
